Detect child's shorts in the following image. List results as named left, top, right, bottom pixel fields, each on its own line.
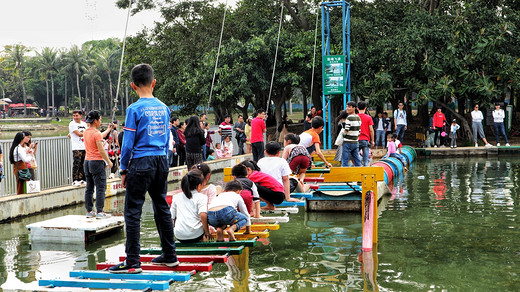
left=208, top=206, right=248, bottom=230
left=289, top=155, right=310, bottom=174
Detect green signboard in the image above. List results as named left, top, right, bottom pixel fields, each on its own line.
left=323, top=55, right=346, bottom=95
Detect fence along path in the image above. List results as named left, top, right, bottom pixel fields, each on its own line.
left=0, top=136, right=73, bottom=196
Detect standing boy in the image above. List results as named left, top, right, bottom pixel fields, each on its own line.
left=342, top=101, right=362, bottom=167
left=219, top=114, right=233, bottom=143
left=69, top=110, right=87, bottom=186
left=250, top=109, right=266, bottom=162
left=492, top=103, right=510, bottom=146
left=109, top=64, right=178, bottom=274
left=357, top=101, right=374, bottom=166
left=299, top=116, right=333, bottom=168
left=393, top=102, right=407, bottom=143
left=83, top=110, right=113, bottom=218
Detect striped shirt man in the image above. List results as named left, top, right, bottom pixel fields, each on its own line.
left=343, top=114, right=361, bottom=143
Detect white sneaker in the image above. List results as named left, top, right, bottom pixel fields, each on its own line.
left=96, top=212, right=111, bottom=219
left=434, top=145, right=438, bottom=148
left=485, top=143, right=493, bottom=148
left=80, top=180, right=87, bottom=185
left=108, top=173, right=115, bottom=179
left=506, top=143, right=511, bottom=146
left=497, top=143, right=500, bottom=147
left=475, top=143, right=478, bottom=147
left=72, top=181, right=81, bottom=186
left=86, top=211, right=96, bottom=218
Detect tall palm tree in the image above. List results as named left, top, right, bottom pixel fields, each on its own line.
left=96, top=48, right=119, bottom=115
left=4, top=44, right=31, bottom=116
left=63, top=45, right=87, bottom=110
left=35, top=47, right=59, bottom=116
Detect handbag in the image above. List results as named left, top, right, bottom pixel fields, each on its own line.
left=334, top=130, right=345, bottom=146
left=16, top=147, right=32, bottom=181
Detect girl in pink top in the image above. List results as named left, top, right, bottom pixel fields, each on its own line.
left=241, top=160, right=284, bottom=210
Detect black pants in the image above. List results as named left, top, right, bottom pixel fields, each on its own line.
left=72, top=150, right=86, bottom=181
left=434, top=127, right=445, bottom=146
left=252, top=142, right=264, bottom=162
left=256, top=184, right=284, bottom=205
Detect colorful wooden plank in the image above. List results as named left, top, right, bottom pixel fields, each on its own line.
left=208, top=231, right=269, bottom=239
left=260, top=200, right=306, bottom=207
left=306, top=168, right=331, bottom=174
left=97, top=262, right=213, bottom=272
left=303, top=177, right=325, bottom=182
left=121, top=255, right=228, bottom=263
left=251, top=216, right=289, bottom=223
left=175, top=239, right=257, bottom=248
left=141, top=246, right=245, bottom=255
left=260, top=207, right=299, bottom=214
left=69, top=270, right=191, bottom=282
left=305, top=166, right=385, bottom=182
left=290, top=192, right=314, bottom=199
left=39, top=279, right=169, bottom=290
left=249, top=223, right=279, bottom=231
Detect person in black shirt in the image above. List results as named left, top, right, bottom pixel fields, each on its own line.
left=184, top=115, right=206, bottom=170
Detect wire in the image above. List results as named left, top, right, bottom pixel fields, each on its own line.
left=309, top=5, right=319, bottom=107
left=112, top=0, right=132, bottom=121
left=207, top=0, right=229, bottom=112
left=266, top=1, right=284, bottom=111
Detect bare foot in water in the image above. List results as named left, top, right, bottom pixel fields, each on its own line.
left=226, top=225, right=237, bottom=241
left=216, top=227, right=225, bottom=242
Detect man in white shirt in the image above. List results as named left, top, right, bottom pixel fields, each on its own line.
left=492, top=103, right=510, bottom=146
left=69, top=109, right=87, bottom=186
left=257, top=141, right=300, bottom=202
left=393, top=102, right=407, bottom=143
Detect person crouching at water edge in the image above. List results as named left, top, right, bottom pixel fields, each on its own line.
left=208, top=180, right=252, bottom=242
left=83, top=110, right=113, bottom=218
left=170, top=170, right=213, bottom=243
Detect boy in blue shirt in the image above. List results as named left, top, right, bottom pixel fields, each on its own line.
left=109, top=64, right=179, bottom=273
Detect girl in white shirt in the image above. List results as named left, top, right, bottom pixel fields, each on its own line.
left=208, top=180, right=252, bottom=241
left=9, top=132, right=32, bottom=194
left=170, top=170, right=212, bottom=243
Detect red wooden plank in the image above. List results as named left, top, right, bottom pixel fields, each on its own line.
left=97, top=262, right=212, bottom=272
left=303, top=177, right=325, bottom=182
left=120, top=255, right=228, bottom=263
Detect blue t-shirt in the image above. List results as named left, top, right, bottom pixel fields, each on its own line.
left=120, top=97, right=171, bottom=170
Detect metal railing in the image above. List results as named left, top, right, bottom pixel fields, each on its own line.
left=1, top=137, right=73, bottom=196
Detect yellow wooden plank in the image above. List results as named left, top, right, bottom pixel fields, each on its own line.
left=249, top=224, right=279, bottom=231
left=210, top=231, right=269, bottom=239
left=305, top=166, right=384, bottom=182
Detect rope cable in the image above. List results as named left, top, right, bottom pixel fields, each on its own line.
left=266, top=1, right=284, bottom=111
left=111, top=0, right=132, bottom=121
left=309, top=5, right=319, bottom=108
left=207, top=0, right=229, bottom=111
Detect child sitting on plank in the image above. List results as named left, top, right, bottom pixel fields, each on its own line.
left=231, top=163, right=262, bottom=218
left=170, top=170, right=212, bottom=243
left=240, top=160, right=284, bottom=210
left=208, top=180, right=252, bottom=241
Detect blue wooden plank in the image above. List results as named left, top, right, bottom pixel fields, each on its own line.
left=260, top=201, right=306, bottom=207
left=317, top=185, right=362, bottom=191
left=69, top=270, right=191, bottom=282
left=290, top=193, right=313, bottom=199
left=39, top=279, right=170, bottom=290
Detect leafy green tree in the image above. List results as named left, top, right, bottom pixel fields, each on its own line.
left=35, top=47, right=59, bottom=116
left=3, top=44, right=31, bottom=116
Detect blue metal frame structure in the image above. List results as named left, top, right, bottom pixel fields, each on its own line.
left=321, top=1, right=351, bottom=149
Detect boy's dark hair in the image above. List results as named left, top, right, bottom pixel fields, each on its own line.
left=200, top=113, right=206, bottom=118
left=72, top=109, right=83, bottom=115
left=208, top=149, right=215, bottom=155
left=284, top=133, right=300, bottom=144
left=225, top=180, right=243, bottom=192
left=392, top=133, right=398, bottom=140
left=347, top=101, right=357, bottom=108
left=357, top=101, right=367, bottom=110
left=231, top=164, right=248, bottom=177
left=311, top=116, right=324, bottom=129
left=131, top=64, right=154, bottom=87
left=238, top=114, right=243, bottom=119
left=383, top=112, right=388, bottom=116
left=171, top=116, right=179, bottom=123
left=224, top=114, right=231, bottom=119
left=255, top=109, right=265, bottom=116
left=265, top=141, right=281, bottom=155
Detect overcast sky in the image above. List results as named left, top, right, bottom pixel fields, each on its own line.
left=0, top=0, right=236, bottom=51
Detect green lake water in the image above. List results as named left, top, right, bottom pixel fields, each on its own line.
left=0, top=157, right=519, bottom=291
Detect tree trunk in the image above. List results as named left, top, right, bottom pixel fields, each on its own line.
left=85, top=83, right=88, bottom=112
left=45, top=77, right=49, bottom=114
left=76, top=71, right=82, bottom=110
left=64, top=76, right=68, bottom=115
left=19, top=64, right=27, bottom=117
left=91, top=81, right=95, bottom=112
left=50, top=73, right=55, bottom=117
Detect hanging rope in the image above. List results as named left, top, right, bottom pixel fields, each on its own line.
left=111, top=0, right=132, bottom=121
left=207, top=0, right=229, bottom=111
left=309, top=6, right=319, bottom=106
left=266, top=2, right=284, bottom=111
